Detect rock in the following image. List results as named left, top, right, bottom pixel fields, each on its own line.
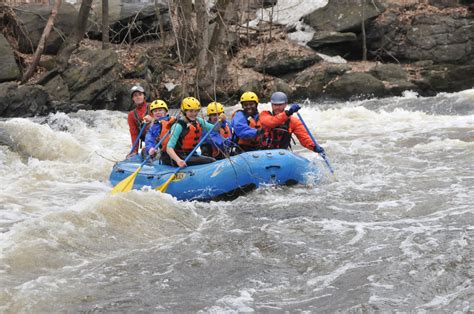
left=267, top=78, right=292, bottom=98
left=307, top=31, right=357, bottom=49
left=0, top=82, right=50, bottom=117
left=370, top=63, right=408, bottom=81
left=0, top=34, right=20, bottom=82
left=368, top=9, right=474, bottom=64
left=303, top=0, right=385, bottom=32
left=255, top=51, right=322, bottom=76
left=242, top=57, right=257, bottom=68
left=293, top=64, right=351, bottom=100
left=42, top=73, right=70, bottom=102
left=238, top=79, right=264, bottom=98
left=7, top=3, right=77, bottom=54
left=88, top=2, right=171, bottom=43
left=429, top=0, right=462, bottom=8
left=65, top=48, right=122, bottom=107
left=386, top=80, right=419, bottom=96
left=124, top=52, right=151, bottom=79
left=37, top=47, right=123, bottom=110
left=415, top=63, right=474, bottom=94
left=324, top=72, right=386, bottom=100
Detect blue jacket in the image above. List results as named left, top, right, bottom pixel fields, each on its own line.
left=230, top=111, right=259, bottom=139
left=206, top=120, right=233, bottom=149
left=145, top=116, right=170, bottom=154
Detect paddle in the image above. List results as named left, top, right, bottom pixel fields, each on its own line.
left=111, top=128, right=172, bottom=194
left=296, top=112, right=336, bottom=179
left=110, top=107, right=184, bottom=195
left=156, top=118, right=222, bottom=193
left=128, top=122, right=147, bottom=156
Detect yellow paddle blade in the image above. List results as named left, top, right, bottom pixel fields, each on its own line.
left=111, top=166, right=142, bottom=194
left=156, top=173, right=176, bottom=193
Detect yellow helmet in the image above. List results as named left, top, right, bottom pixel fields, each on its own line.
left=240, top=91, right=259, bottom=104
left=181, top=97, right=201, bottom=111
left=207, top=102, right=224, bottom=115
left=150, top=99, right=168, bottom=112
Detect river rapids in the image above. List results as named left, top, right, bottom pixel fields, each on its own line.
left=0, top=90, right=473, bottom=312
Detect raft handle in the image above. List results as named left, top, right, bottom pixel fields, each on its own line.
left=265, top=165, right=281, bottom=170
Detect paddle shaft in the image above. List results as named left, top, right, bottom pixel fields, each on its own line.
left=157, top=119, right=222, bottom=192
left=296, top=112, right=335, bottom=175
left=178, top=120, right=222, bottom=168
left=129, top=122, right=147, bottom=155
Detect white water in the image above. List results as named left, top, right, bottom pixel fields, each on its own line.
left=0, top=90, right=473, bottom=311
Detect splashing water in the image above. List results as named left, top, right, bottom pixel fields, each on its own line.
left=0, top=91, right=473, bottom=312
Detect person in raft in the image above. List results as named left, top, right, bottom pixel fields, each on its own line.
left=200, top=102, right=233, bottom=160
left=144, top=99, right=173, bottom=158
left=127, top=85, right=152, bottom=158
left=162, top=97, right=226, bottom=167
left=230, top=91, right=263, bottom=152
left=259, top=91, right=326, bottom=154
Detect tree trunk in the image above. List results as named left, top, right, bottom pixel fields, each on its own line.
left=170, top=0, right=195, bottom=63
left=195, top=0, right=211, bottom=98
left=102, top=0, right=109, bottom=49
left=21, top=0, right=62, bottom=83
left=155, top=0, right=165, bottom=47
left=361, top=0, right=367, bottom=61
left=56, top=0, right=93, bottom=70
left=196, top=0, right=232, bottom=100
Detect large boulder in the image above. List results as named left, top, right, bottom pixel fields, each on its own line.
left=254, top=51, right=322, bottom=77
left=293, top=64, right=351, bottom=99
left=324, top=72, right=386, bottom=100
left=368, top=8, right=474, bottom=64
left=0, top=34, right=20, bottom=82
left=39, top=47, right=123, bottom=110
left=88, top=2, right=171, bottom=43
left=414, top=63, right=474, bottom=94
left=64, top=48, right=123, bottom=107
left=307, top=31, right=357, bottom=49
left=302, top=0, right=385, bottom=32
left=370, top=63, right=407, bottom=81
left=0, top=82, right=50, bottom=117
left=5, top=3, right=77, bottom=54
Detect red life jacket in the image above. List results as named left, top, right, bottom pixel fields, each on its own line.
left=262, top=115, right=292, bottom=149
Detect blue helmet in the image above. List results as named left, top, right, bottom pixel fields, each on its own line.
left=270, top=91, right=288, bottom=105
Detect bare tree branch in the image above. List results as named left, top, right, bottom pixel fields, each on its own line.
left=21, top=0, right=61, bottom=83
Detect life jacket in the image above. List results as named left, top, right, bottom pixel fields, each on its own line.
left=133, top=104, right=150, bottom=141
left=220, top=124, right=231, bottom=139
left=158, top=116, right=177, bottom=153
left=231, top=110, right=262, bottom=148
left=174, top=118, right=203, bottom=153
left=262, top=115, right=292, bottom=149
left=204, top=121, right=232, bottom=158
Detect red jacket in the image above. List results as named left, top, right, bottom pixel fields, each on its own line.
left=260, top=110, right=315, bottom=150
left=127, top=102, right=149, bottom=153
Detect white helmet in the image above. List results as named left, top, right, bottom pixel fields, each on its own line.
left=130, top=85, right=145, bottom=98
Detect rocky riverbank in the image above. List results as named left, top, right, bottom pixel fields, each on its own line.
left=0, top=0, right=472, bottom=117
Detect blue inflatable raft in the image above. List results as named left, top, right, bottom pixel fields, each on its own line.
left=109, top=149, right=320, bottom=201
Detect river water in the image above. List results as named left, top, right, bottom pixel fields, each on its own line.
left=1, top=90, right=473, bottom=312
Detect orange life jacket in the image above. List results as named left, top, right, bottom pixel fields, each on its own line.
left=174, top=119, right=203, bottom=153
left=158, top=116, right=177, bottom=152
left=220, top=124, right=231, bottom=139
left=231, top=110, right=262, bottom=148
